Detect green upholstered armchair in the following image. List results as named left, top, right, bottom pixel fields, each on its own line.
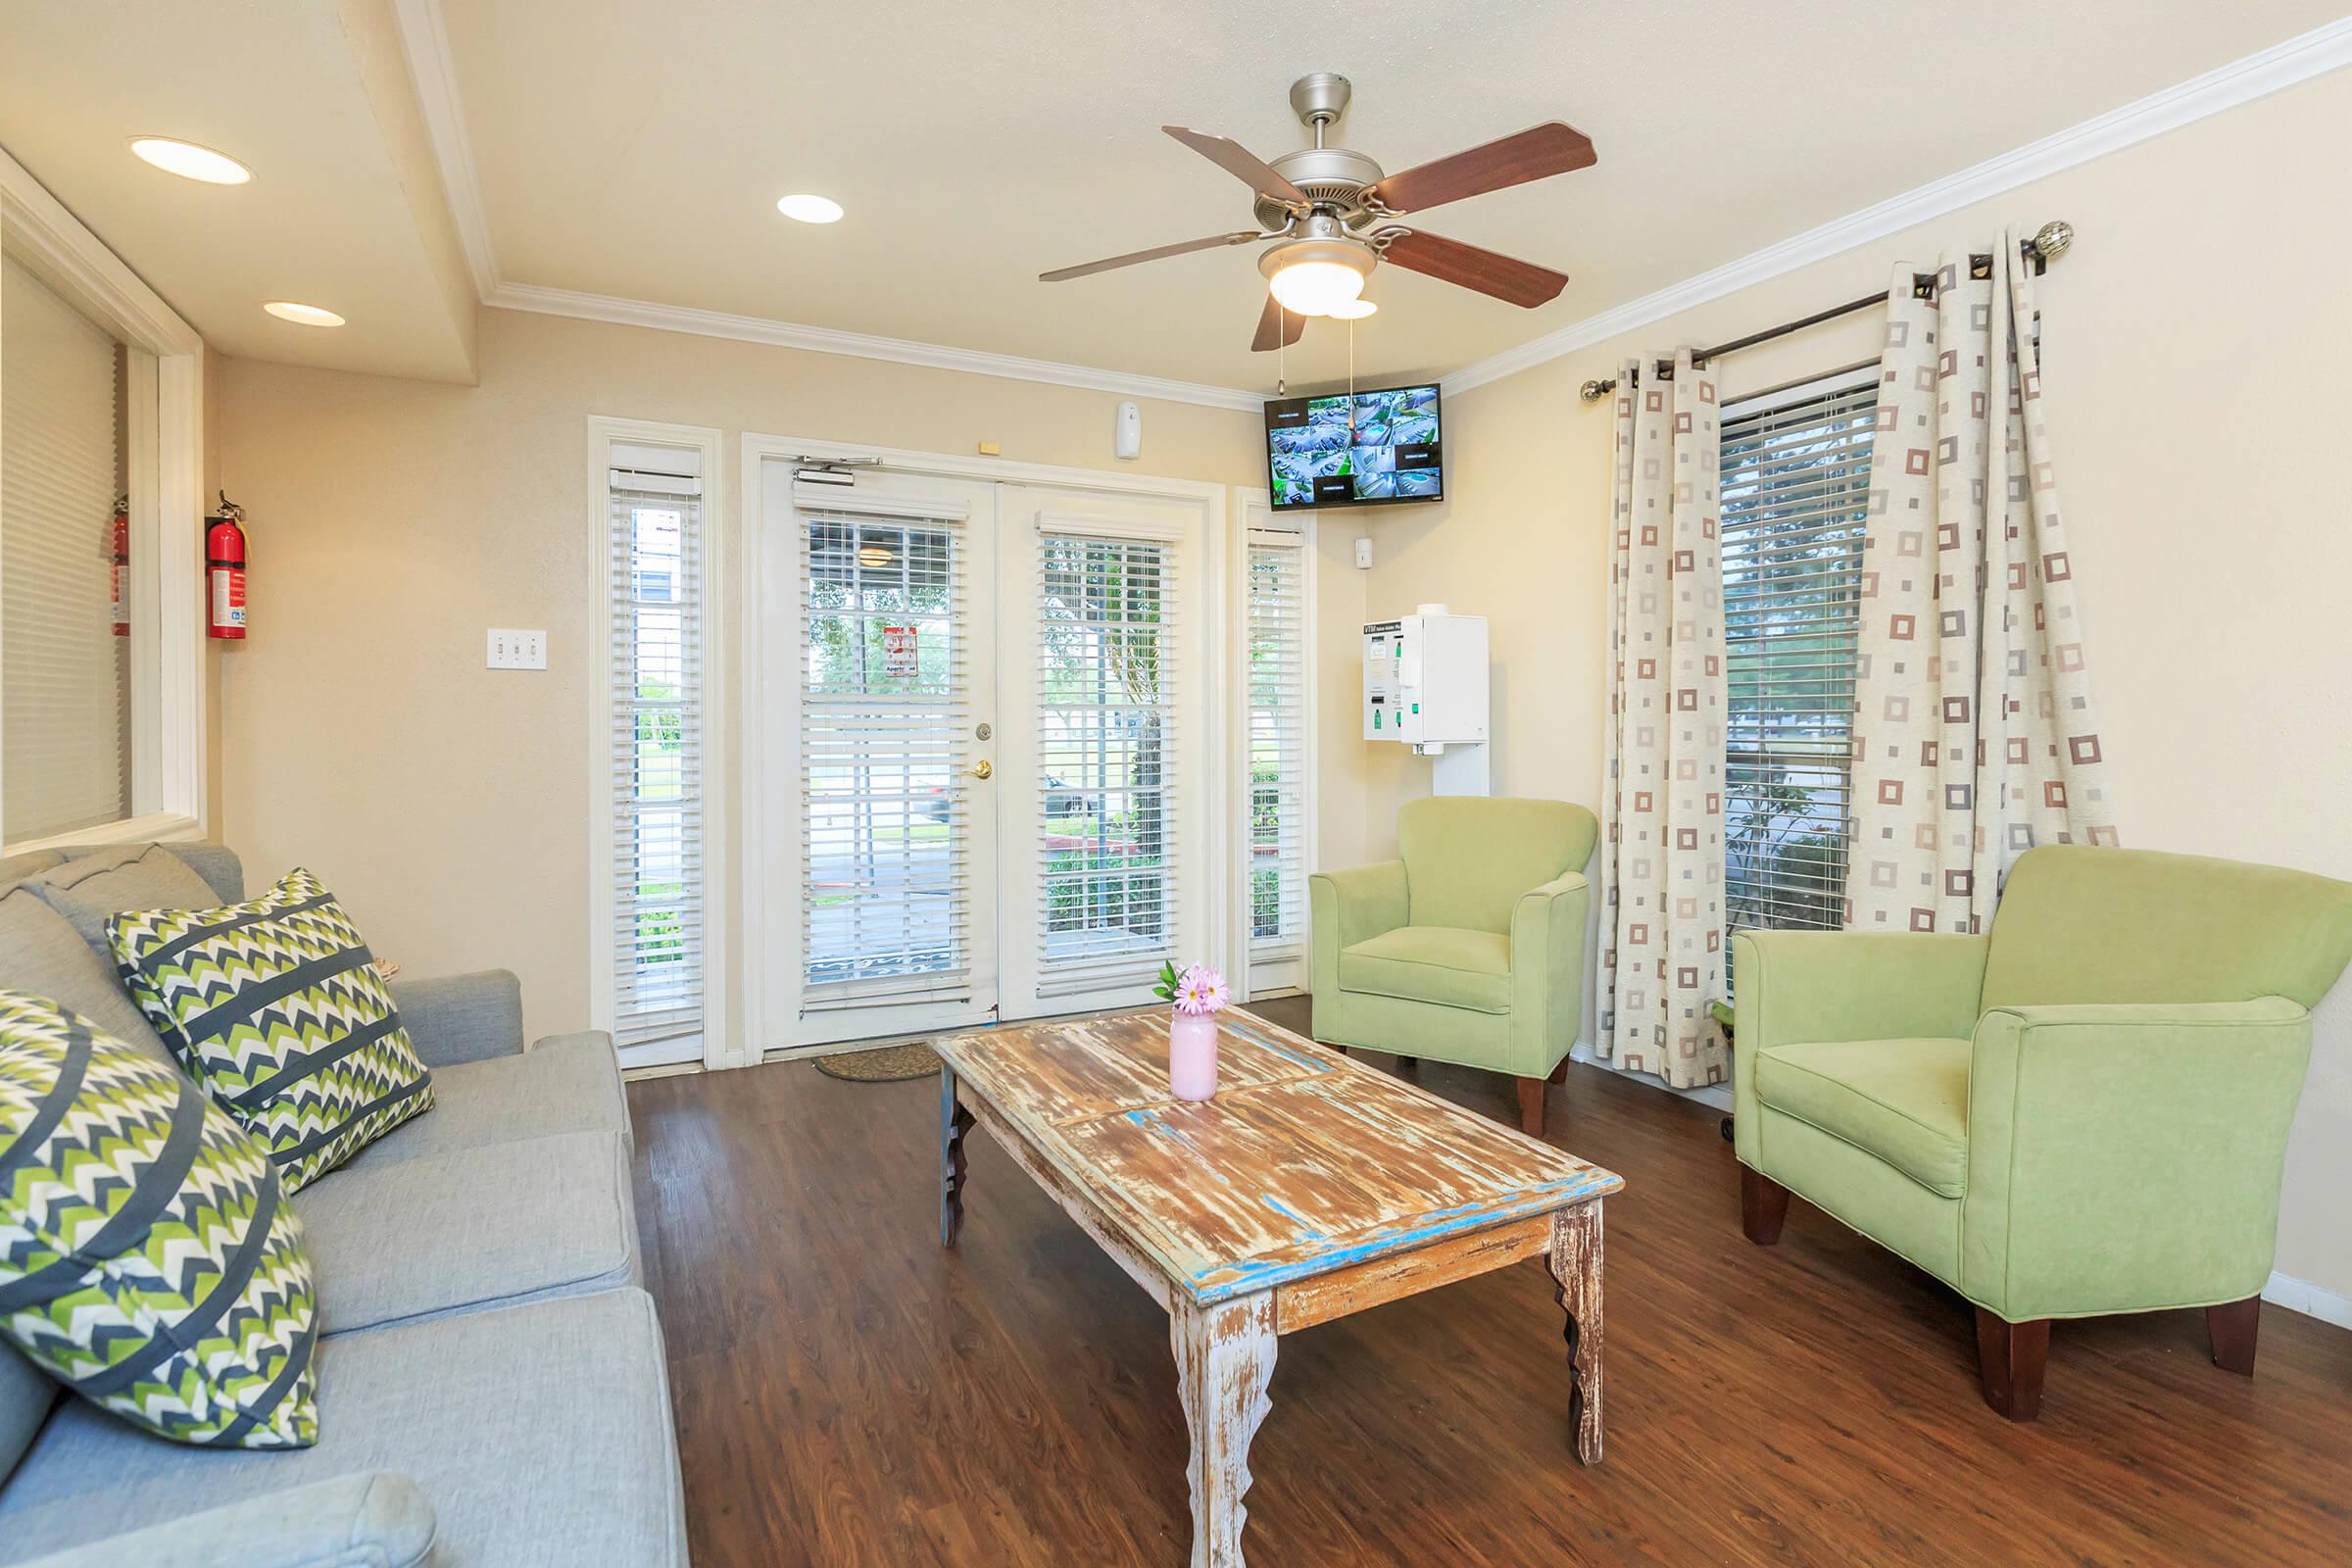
left=1309, top=796, right=1598, bottom=1138
left=1734, top=844, right=2352, bottom=1421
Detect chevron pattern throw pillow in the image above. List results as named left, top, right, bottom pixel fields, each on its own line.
left=0, top=992, right=318, bottom=1447
left=109, top=868, right=432, bottom=1192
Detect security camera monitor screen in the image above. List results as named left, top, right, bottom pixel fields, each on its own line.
left=1264, top=383, right=1443, bottom=510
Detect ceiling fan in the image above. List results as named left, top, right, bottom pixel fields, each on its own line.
left=1040, top=74, right=1595, bottom=352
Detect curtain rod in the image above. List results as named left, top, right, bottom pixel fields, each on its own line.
left=1576, top=220, right=2075, bottom=405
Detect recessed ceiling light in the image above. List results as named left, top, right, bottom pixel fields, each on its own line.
left=128, top=137, right=251, bottom=185
left=776, top=193, right=844, bottom=224
left=263, top=301, right=346, bottom=327
left=1327, top=298, right=1378, bottom=319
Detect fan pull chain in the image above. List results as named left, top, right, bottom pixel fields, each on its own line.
left=1277, top=311, right=1286, bottom=397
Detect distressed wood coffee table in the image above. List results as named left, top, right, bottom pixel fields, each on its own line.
left=933, top=1009, right=1623, bottom=1567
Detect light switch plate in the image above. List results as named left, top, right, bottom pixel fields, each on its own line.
left=487, top=628, right=547, bottom=669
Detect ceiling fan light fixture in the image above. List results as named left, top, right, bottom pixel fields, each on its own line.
left=1258, top=234, right=1372, bottom=318
left=1326, top=297, right=1378, bottom=319
left=1268, top=262, right=1364, bottom=318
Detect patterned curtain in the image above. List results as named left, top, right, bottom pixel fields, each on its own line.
left=1599, top=349, right=1730, bottom=1090
left=1844, top=229, right=2117, bottom=934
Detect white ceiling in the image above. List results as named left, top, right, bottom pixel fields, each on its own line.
left=0, top=1, right=476, bottom=383
left=1, top=2, right=2342, bottom=393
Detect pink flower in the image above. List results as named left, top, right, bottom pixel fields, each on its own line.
left=1173, top=963, right=1229, bottom=1016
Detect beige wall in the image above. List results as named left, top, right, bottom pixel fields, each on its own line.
left=214, top=307, right=1300, bottom=1053
left=1335, top=68, right=2352, bottom=1303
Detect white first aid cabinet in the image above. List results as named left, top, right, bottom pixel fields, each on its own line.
left=1362, top=610, right=1489, bottom=749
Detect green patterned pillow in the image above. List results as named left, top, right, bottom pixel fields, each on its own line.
left=0, top=991, right=318, bottom=1447
left=108, top=868, right=432, bottom=1192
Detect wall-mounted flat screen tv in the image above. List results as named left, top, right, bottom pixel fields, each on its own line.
left=1264, top=382, right=1443, bottom=511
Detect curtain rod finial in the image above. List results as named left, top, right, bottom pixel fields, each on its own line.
left=1580, top=377, right=1615, bottom=404
left=2033, top=220, right=2074, bottom=264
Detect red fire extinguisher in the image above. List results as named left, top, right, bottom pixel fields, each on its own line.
left=206, top=492, right=247, bottom=641
left=110, top=495, right=130, bottom=637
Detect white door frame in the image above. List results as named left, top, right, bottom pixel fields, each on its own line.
left=740, top=432, right=1232, bottom=1064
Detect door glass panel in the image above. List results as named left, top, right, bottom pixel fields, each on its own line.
left=1033, top=534, right=1174, bottom=997
left=801, top=512, right=971, bottom=1008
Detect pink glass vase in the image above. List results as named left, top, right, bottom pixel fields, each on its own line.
left=1169, top=1009, right=1219, bottom=1102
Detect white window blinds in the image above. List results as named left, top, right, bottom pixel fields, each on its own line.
left=607, top=464, right=706, bottom=1052
left=2, top=255, right=129, bottom=841
left=1719, top=378, right=1876, bottom=935
left=798, top=500, right=972, bottom=1010
left=1246, top=535, right=1307, bottom=957
left=1035, top=530, right=1176, bottom=999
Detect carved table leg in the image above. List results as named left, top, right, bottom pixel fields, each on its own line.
left=1546, top=1201, right=1605, bottom=1464
left=940, top=1066, right=975, bottom=1248
left=1170, top=1292, right=1277, bottom=1567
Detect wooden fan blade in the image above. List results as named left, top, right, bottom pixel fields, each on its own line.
left=1040, top=230, right=1264, bottom=282
left=1363, top=122, right=1596, bottom=215
left=1376, top=229, right=1568, bottom=308
left=1251, top=295, right=1305, bottom=352
left=1163, top=125, right=1312, bottom=209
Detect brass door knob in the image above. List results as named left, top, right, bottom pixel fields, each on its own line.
left=968, top=760, right=993, bottom=780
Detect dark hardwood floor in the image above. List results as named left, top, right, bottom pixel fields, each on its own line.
left=628, top=997, right=2352, bottom=1567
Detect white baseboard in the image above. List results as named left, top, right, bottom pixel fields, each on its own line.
left=2263, top=1270, right=2352, bottom=1332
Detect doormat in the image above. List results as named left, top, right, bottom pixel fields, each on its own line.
left=813, top=1044, right=940, bottom=1083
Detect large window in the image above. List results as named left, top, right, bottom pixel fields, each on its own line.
left=603, top=442, right=710, bottom=1065
left=2, top=254, right=130, bottom=839
left=1719, top=376, right=1876, bottom=936
left=2, top=157, right=207, bottom=854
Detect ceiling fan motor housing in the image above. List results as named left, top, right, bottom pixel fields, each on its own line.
left=1253, top=145, right=1388, bottom=231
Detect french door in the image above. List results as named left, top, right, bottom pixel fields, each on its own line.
left=758, top=458, right=1207, bottom=1052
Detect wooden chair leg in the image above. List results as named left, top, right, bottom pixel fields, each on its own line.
left=1546, top=1055, right=1570, bottom=1085
left=1739, top=1167, right=1789, bottom=1246
left=1975, top=1309, right=2050, bottom=1421
left=1515, top=1076, right=1546, bottom=1138
left=2208, top=1295, right=2261, bottom=1375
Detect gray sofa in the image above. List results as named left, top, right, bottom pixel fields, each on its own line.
left=0, top=844, right=687, bottom=1566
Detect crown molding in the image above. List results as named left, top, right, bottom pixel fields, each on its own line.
left=486, top=281, right=1264, bottom=411
left=386, top=0, right=1261, bottom=411
left=1443, top=18, right=2352, bottom=398
left=388, top=2, right=2343, bottom=413
left=389, top=0, right=499, bottom=299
